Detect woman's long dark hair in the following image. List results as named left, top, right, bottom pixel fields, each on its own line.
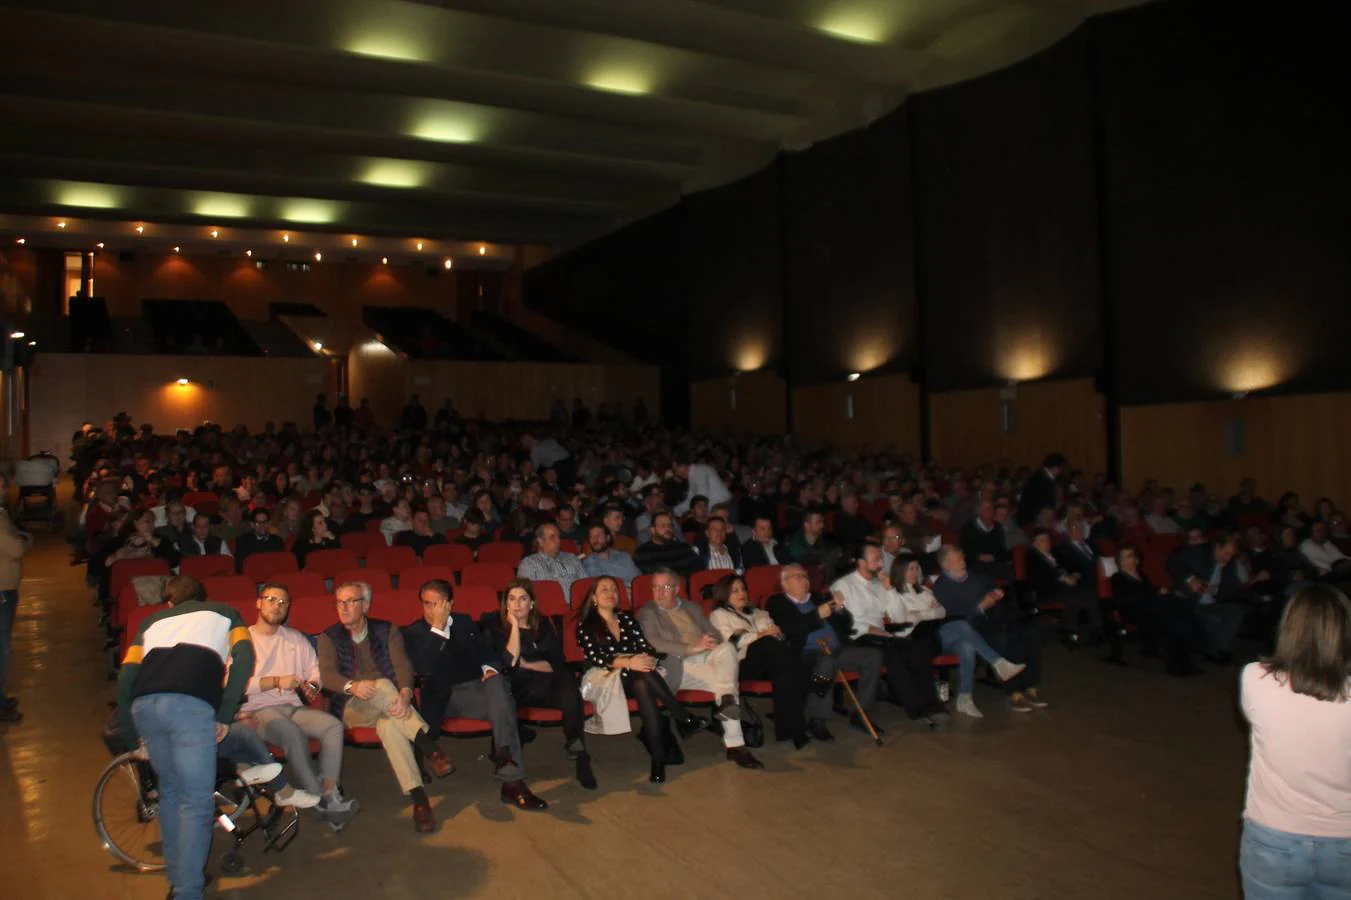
left=889, top=555, right=925, bottom=594
left=1262, top=583, right=1351, bottom=702
left=707, top=573, right=748, bottom=615
left=498, top=577, right=542, bottom=635
left=574, top=576, right=622, bottom=645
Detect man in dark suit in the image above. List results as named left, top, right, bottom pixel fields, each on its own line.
left=742, top=517, right=785, bottom=568
left=960, top=499, right=1011, bottom=580
left=1166, top=535, right=1251, bottom=661
left=696, top=516, right=743, bottom=571
left=401, top=579, right=546, bottom=810
left=1016, top=452, right=1067, bottom=526
left=1040, top=525, right=1110, bottom=653
left=832, top=493, right=875, bottom=550
left=178, top=512, right=231, bottom=558
left=235, top=508, right=283, bottom=574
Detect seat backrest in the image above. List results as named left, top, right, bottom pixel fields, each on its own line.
left=743, top=565, right=783, bottom=608
left=478, top=541, right=525, bottom=567
left=287, top=596, right=337, bottom=635
left=182, top=491, right=218, bottom=509
left=122, top=602, right=169, bottom=654
left=532, top=580, right=568, bottom=617
left=304, top=548, right=361, bottom=578
left=366, top=545, right=419, bottom=576
left=339, top=531, right=385, bottom=560
left=398, top=565, right=458, bottom=592
left=272, top=570, right=328, bottom=600
left=453, top=583, right=499, bottom=621
left=335, top=567, right=391, bottom=592
left=460, top=562, right=515, bottom=593
left=224, top=599, right=258, bottom=626
left=110, top=558, right=172, bottom=599
left=364, top=518, right=385, bottom=534
left=179, top=554, right=235, bottom=580
left=423, top=543, right=473, bottom=572
left=201, top=574, right=258, bottom=605
left=1012, top=544, right=1029, bottom=581
left=562, top=614, right=585, bottom=663
left=559, top=539, right=580, bottom=554
left=689, top=568, right=734, bottom=607
left=373, top=589, right=423, bottom=628
left=242, top=551, right=299, bottom=583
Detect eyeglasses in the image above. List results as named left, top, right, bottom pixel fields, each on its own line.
left=334, top=598, right=364, bottom=607
left=260, top=595, right=290, bottom=605
left=653, top=583, right=679, bottom=592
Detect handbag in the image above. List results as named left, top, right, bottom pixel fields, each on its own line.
left=739, top=696, right=765, bottom=748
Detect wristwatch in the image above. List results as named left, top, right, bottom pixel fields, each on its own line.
left=343, top=680, right=354, bottom=695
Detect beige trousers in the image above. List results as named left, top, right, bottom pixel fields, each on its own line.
left=341, top=679, right=428, bottom=794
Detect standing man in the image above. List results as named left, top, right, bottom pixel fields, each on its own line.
left=117, top=575, right=255, bottom=900
left=0, top=472, right=31, bottom=722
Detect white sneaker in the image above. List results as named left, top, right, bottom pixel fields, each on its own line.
left=239, top=763, right=282, bottom=786
left=992, top=658, right=1026, bottom=683
left=275, top=787, right=321, bottom=809
left=955, top=694, right=983, bottom=718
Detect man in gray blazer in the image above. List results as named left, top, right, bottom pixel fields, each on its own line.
left=636, top=568, right=763, bottom=770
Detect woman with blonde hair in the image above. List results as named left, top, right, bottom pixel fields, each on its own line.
left=1240, top=583, right=1351, bottom=898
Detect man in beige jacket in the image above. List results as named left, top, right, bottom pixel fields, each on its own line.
left=0, top=472, right=32, bottom=723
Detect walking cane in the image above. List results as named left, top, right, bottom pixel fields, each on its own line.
left=817, top=638, right=882, bottom=746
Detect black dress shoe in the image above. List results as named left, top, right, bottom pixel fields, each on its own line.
left=727, top=746, right=765, bottom=769
left=792, top=735, right=811, bottom=750
left=574, top=752, right=597, bottom=790
left=807, top=719, right=834, bottom=743
left=649, top=761, right=666, bottom=783
left=674, top=716, right=708, bottom=740
left=500, top=781, right=548, bottom=811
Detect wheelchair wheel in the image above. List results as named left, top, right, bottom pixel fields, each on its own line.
left=93, top=752, right=165, bottom=872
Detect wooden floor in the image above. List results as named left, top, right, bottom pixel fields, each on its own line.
left=0, top=531, right=1249, bottom=899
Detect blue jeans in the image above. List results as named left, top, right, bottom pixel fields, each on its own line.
left=132, top=694, right=218, bottom=900
left=1241, top=818, right=1351, bottom=899
left=938, top=620, right=1004, bottom=696
left=0, top=589, right=17, bottom=697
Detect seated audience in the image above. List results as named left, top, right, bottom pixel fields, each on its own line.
left=1110, top=545, right=1203, bottom=676
left=961, top=499, right=1012, bottom=580
left=291, top=509, right=339, bottom=568
left=1166, top=535, right=1252, bottom=663
left=602, top=505, right=637, bottom=556
left=574, top=576, right=706, bottom=783
left=240, top=582, right=358, bottom=829
left=785, top=510, right=839, bottom=572
left=179, top=512, right=231, bottom=559
left=380, top=498, right=413, bottom=547
left=741, top=516, right=784, bottom=568
left=154, top=501, right=192, bottom=547
left=833, top=493, right=874, bottom=548
left=696, top=516, right=742, bottom=571
left=403, top=579, right=547, bottom=811
left=1144, top=497, right=1181, bottom=535
left=235, top=508, right=283, bottom=574
left=933, top=546, right=1047, bottom=714
left=516, top=523, right=589, bottom=600
left=454, top=509, right=493, bottom=558
left=1015, top=453, right=1066, bottom=525
left=996, top=501, right=1029, bottom=548
left=582, top=522, right=641, bottom=590
left=483, top=579, right=594, bottom=788
left=1300, top=520, right=1351, bottom=581
left=394, top=508, right=449, bottom=558
left=830, top=545, right=947, bottom=724
left=317, top=582, right=440, bottom=833
left=637, top=568, right=763, bottom=769
left=766, top=564, right=883, bottom=741
left=1047, top=523, right=1110, bottom=651
left=1227, top=477, right=1271, bottom=521
left=706, top=574, right=809, bottom=747
left=634, top=511, right=703, bottom=577
left=554, top=505, right=586, bottom=545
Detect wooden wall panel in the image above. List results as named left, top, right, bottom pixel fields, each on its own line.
left=929, top=378, right=1106, bottom=472
left=346, top=340, right=407, bottom=429
left=92, top=252, right=457, bottom=322
left=790, top=375, right=920, bottom=453
left=691, top=370, right=786, bottom=435
left=27, top=353, right=333, bottom=454
left=1120, top=392, right=1351, bottom=507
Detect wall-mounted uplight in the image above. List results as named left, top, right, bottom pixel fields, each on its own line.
left=176, top=377, right=190, bottom=386
left=847, top=372, right=861, bottom=382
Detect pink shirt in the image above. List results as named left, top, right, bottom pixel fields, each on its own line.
left=241, top=625, right=321, bottom=713
left=1241, top=662, right=1351, bottom=837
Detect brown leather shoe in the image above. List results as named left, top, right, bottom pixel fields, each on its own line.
left=425, top=749, right=454, bottom=778
left=727, top=746, right=765, bottom=769
left=412, top=801, right=436, bottom=833
left=500, top=781, right=548, bottom=811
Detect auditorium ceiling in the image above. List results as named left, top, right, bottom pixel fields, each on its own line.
left=0, top=0, right=1148, bottom=255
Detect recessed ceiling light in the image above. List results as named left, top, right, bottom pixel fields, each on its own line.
left=27, top=341, right=36, bottom=347
left=478, top=245, right=486, bottom=255
left=281, top=200, right=339, bottom=225
left=443, top=257, right=452, bottom=270
left=57, top=222, right=67, bottom=229
left=210, top=229, right=219, bottom=238
left=314, top=251, right=322, bottom=262
left=381, top=256, right=388, bottom=265
left=359, top=159, right=428, bottom=189
left=15, top=238, right=25, bottom=245
left=409, top=117, right=479, bottom=144
left=172, top=246, right=180, bottom=253
left=245, top=249, right=252, bottom=257
left=351, top=238, right=359, bottom=247
left=176, top=377, right=189, bottom=386
left=313, top=340, right=324, bottom=351
left=193, top=193, right=250, bottom=219
left=847, top=372, right=861, bottom=382
left=416, top=241, right=423, bottom=252
left=55, top=182, right=120, bottom=209
left=135, top=224, right=145, bottom=234
left=282, top=233, right=290, bottom=243
left=95, top=242, right=104, bottom=249
left=584, top=68, right=653, bottom=95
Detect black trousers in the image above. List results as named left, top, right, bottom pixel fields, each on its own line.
left=859, top=623, right=943, bottom=719
left=511, top=668, right=586, bottom=752
left=622, top=670, right=689, bottom=763
left=738, top=637, right=807, bottom=741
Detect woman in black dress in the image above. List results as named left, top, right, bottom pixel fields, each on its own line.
left=574, top=576, right=705, bottom=783
left=486, top=578, right=595, bottom=790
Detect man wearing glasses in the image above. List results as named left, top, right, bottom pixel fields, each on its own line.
left=317, top=582, right=441, bottom=833
left=637, top=568, right=764, bottom=769
left=241, top=583, right=359, bottom=831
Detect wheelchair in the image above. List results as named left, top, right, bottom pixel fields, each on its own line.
left=93, top=751, right=300, bottom=875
